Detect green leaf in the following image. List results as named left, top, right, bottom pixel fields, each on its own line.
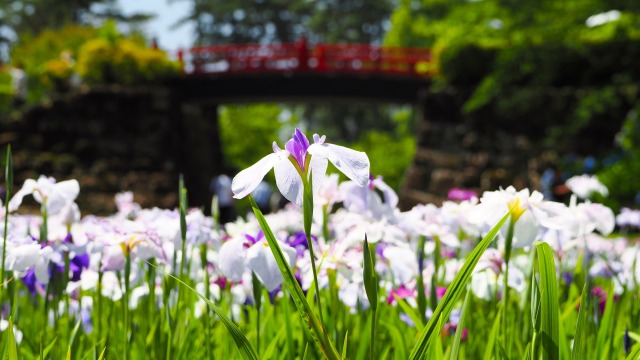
left=68, top=319, right=82, bottom=350
left=5, top=144, right=12, bottom=196
left=626, top=341, right=640, bottom=360
left=450, top=289, right=470, bottom=360
left=150, top=263, right=260, bottom=360
left=382, top=322, right=407, bottom=360
left=395, top=297, right=424, bottom=330
left=409, top=210, right=511, bottom=359
left=595, top=282, right=615, bottom=360
left=249, top=195, right=340, bottom=360
left=570, top=285, right=593, bottom=360
left=97, top=347, right=107, bottom=360
left=263, top=326, right=285, bottom=359
left=497, top=340, right=511, bottom=360
left=363, top=235, right=378, bottom=311
left=531, top=277, right=541, bottom=333
left=7, top=317, right=18, bottom=360
left=416, top=235, right=428, bottom=325
left=341, top=331, right=349, bottom=360
left=483, top=307, right=502, bottom=360
left=535, top=241, right=560, bottom=360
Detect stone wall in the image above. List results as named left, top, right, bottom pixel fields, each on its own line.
left=0, top=86, right=221, bottom=215
left=401, top=90, right=559, bottom=208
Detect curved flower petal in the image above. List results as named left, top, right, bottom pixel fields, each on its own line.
left=232, top=151, right=288, bottom=199
left=247, top=240, right=296, bottom=292
left=218, top=238, right=247, bottom=282
left=310, top=156, right=328, bottom=197
left=8, top=179, right=37, bottom=212
left=308, top=143, right=370, bottom=187
left=47, top=180, right=80, bottom=214
left=373, top=177, right=399, bottom=208
left=274, top=159, right=304, bottom=207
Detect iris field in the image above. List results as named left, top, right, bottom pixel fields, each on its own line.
left=0, top=129, right=639, bottom=359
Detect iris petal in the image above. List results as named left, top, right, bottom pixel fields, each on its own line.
left=274, top=160, right=304, bottom=207
left=232, top=151, right=289, bottom=199
left=310, top=156, right=328, bottom=197
left=308, top=143, right=369, bottom=187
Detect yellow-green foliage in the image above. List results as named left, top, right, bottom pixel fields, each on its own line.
left=0, top=70, right=12, bottom=113
left=76, top=37, right=179, bottom=85
left=11, top=25, right=97, bottom=76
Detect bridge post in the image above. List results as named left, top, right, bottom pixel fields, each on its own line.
left=175, top=101, right=222, bottom=210
left=296, top=36, right=309, bottom=71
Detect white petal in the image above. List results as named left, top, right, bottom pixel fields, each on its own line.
left=310, top=156, right=328, bottom=197
left=340, top=181, right=369, bottom=213
left=274, top=159, right=303, bottom=207
left=35, top=247, right=53, bottom=284
left=6, top=243, right=40, bottom=272
left=232, top=152, right=286, bottom=199
left=8, top=179, right=37, bottom=212
left=247, top=240, right=296, bottom=292
left=218, top=238, right=246, bottom=282
left=373, top=178, right=399, bottom=208
left=56, top=179, right=80, bottom=201
left=511, top=211, right=539, bottom=249
left=308, top=143, right=369, bottom=187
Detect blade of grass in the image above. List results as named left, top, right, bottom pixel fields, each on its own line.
left=626, top=341, right=640, bottom=360
left=535, top=241, right=560, bottom=360
left=394, top=297, right=424, bottom=330
left=363, top=235, right=378, bottom=360
left=483, top=306, right=503, bottom=360
left=450, top=288, right=471, bottom=360
left=249, top=195, right=340, bottom=360
left=341, top=331, right=349, bottom=360
left=409, top=210, right=511, bottom=359
left=8, top=316, right=18, bottom=360
left=97, top=347, right=107, bottom=360
left=595, top=282, right=615, bottom=360
left=382, top=321, right=408, bottom=360
left=148, top=262, right=260, bottom=360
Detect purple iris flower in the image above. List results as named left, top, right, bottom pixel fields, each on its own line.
left=22, top=269, right=45, bottom=297
left=625, top=328, right=631, bottom=354
left=375, top=243, right=388, bottom=259
left=447, top=188, right=478, bottom=202
left=268, top=284, right=282, bottom=303
left=285, top=128, right=311, bottom=171
left=244, top=231, right=264, bottom=248
left=70, top=253, right=90, bottom=282
left=287, top=232, right=308, bottom=248
left=287, top=231, right=315, bottom=258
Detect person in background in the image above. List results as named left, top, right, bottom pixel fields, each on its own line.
left=541, top=164, right=571, bottom=203
left=10, top=62, right=27, bottom=108
left=210, top=173, right=236, bottom=225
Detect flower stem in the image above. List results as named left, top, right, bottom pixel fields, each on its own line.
left=302, top=173, right=325, bottom=326
left=2, top=146, right=12, bottom=303
left=502, top=216, right=516, bottom=355
left=124, top=251, right=131, bottom=360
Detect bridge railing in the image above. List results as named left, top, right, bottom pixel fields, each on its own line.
left=182, top=41, right=433, bottom=77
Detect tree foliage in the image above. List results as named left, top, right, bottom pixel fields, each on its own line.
left=183, top=0, right=393, bottom=45
left=385, top=0, right=640, bottom=207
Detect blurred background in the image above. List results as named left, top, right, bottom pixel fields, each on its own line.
left=0, top=0, right=638, bottom=215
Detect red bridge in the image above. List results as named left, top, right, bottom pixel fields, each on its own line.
left=178, top=38, right=434, bottom=77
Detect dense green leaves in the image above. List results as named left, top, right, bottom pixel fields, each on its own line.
left=534, top=242, right=560, bottom=360
left=249, top=195, right=341, bottom=360
left=409, top=210, right=511, bottom=359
